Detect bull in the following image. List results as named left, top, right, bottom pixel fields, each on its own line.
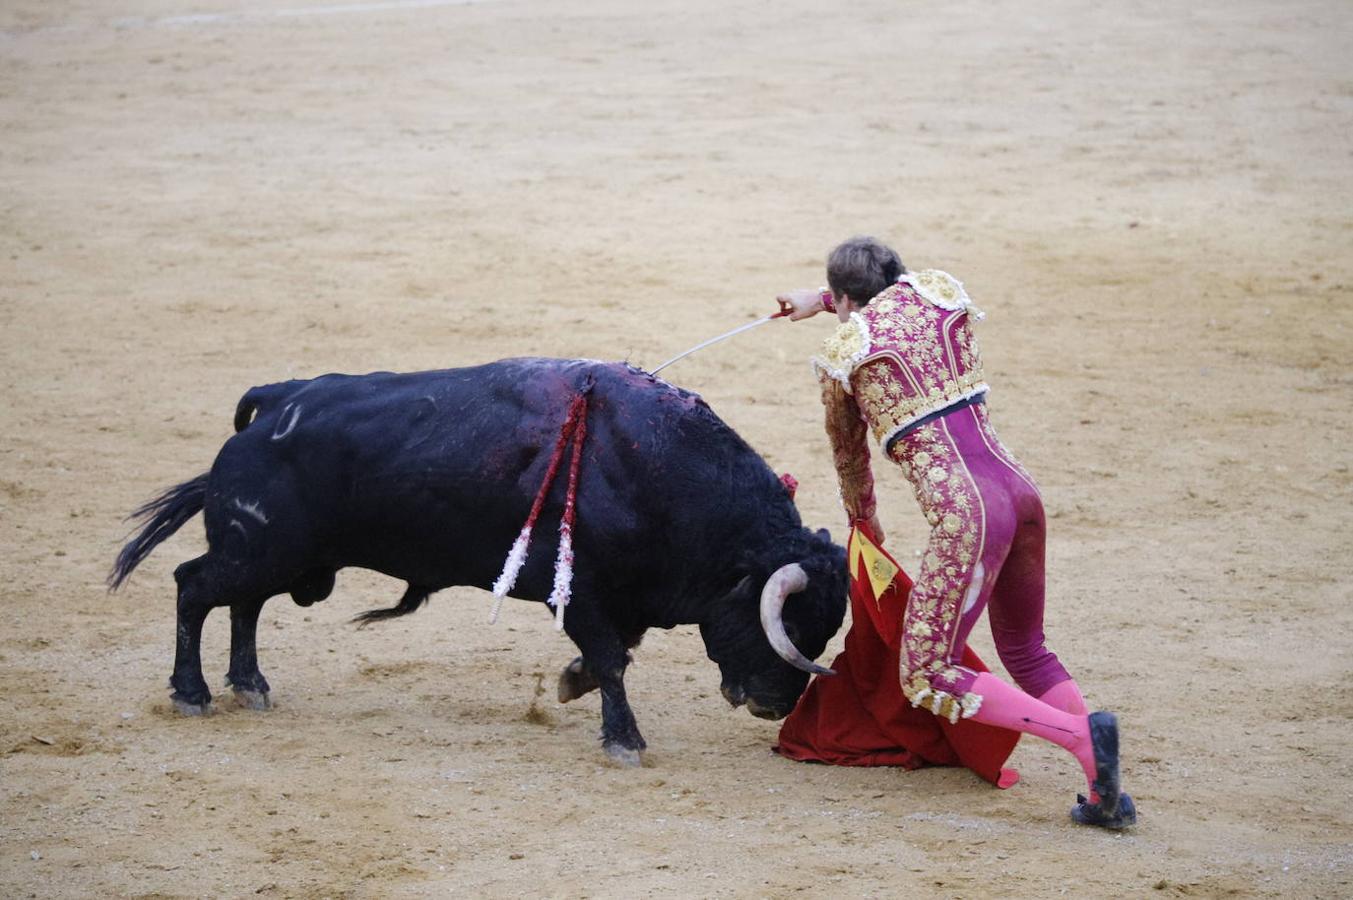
left=110, top=358, right=847, bottom=765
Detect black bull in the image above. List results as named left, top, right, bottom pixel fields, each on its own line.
left=111, top=358, right=848, bottom=764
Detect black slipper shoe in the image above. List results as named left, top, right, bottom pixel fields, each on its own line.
left=1087, top=710, right=1122, bottom=814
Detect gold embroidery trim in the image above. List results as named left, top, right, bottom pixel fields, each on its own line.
left=899, top=269, right=984, bottom=319
left=810, top=312, right=870, bottom=391
left=844, top=279, right=989, bottom=445
left=892, top=421, right=986, bottom=725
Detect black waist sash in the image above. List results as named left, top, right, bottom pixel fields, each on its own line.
left=884, top=392, right=987, bottom=455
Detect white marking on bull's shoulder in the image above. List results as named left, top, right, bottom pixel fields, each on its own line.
left=271, top=403, right=303, bottom=441
left=230, top=498, right=270, bottom=525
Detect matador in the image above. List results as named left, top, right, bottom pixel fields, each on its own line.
left=778, top=236, right=1137, bottom=829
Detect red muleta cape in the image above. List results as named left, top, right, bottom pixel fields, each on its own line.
left=774, top=521, right=1020, bottom=788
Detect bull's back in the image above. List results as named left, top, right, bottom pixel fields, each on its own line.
left=228, top=358, right=746, bottom=484
left=209, top=358, right=791, bottom=588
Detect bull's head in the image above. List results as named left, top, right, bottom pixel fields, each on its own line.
left=702, top=529, right=848, bottom=720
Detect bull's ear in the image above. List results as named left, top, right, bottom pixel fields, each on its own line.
left=815, top=527, right=833, bottom=545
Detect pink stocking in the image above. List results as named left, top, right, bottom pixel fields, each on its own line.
left=1038, top=679, right=1089, bottom=716
left=967, top=673, right=1097, bottom=793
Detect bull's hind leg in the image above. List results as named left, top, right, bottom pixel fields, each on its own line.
left=170, top=555, right=226, bottom=715
left=224, top=569, right=334, bottom=710
left=225, top=568, right=336, bottom=709
left=226, top=597, right=272, bottom=709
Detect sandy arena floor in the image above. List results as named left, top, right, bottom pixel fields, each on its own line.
left=2, top=1, right=1351, bottom=897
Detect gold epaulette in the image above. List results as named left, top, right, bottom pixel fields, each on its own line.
left=810, top=313, right=870, bottom=392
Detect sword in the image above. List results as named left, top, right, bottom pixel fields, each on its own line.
left=650, top=310, right=788, bottom=376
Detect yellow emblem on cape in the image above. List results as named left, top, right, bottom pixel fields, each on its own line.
left=848, top=526, right=899, bottom=604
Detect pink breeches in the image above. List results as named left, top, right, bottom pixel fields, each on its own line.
left=888, top=403, right=1072, bottom=722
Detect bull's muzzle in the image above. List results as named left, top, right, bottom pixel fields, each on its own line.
left=720, top=683, right=747, bottom=708
left=744, top=697, right=791, bottom=720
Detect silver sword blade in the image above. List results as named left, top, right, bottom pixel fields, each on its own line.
left=650, top=314, right=778, bottom=375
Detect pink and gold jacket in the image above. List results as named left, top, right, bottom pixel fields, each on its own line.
left=812, top=270, right=988, bottom=522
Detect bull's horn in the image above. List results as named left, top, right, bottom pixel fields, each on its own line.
left=759, top=563, right=835, bottom=676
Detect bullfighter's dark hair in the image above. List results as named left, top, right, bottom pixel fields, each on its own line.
left=826, top=236, right=906, bottom=306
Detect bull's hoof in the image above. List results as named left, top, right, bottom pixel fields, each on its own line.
left=603, top=742, right=643, bottom=768
left=233, top=689, right=273, bottom=711
left=558, top=658, right=599, bottom=704
left=170, top=694, right=212, bottom=717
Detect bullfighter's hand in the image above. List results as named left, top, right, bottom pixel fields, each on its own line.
left=776, top=288, right=824, bottom=321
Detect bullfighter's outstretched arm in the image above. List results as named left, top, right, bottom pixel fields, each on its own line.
left=819, top=375, right=877, bottom=529
left=776, top=287, right=835, bottom=320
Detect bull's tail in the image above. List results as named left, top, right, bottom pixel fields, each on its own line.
left=108, top=473, right=209, bottom=591
left=351, top=584, right=432, bottom=628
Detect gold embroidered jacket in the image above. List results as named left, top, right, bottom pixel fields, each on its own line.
left=812, top=270, right=988, bottom=520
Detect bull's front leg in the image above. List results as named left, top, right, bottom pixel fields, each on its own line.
left=558, top=632, right=644, bottom=702
left=560, top=603, right=646, bottom=766
left=557, top=656, right=599, bottom=703
left=225, top=597, right=272, bottom=710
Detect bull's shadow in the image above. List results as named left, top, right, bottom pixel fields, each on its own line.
left=111, top=358, right=848, bottom=765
